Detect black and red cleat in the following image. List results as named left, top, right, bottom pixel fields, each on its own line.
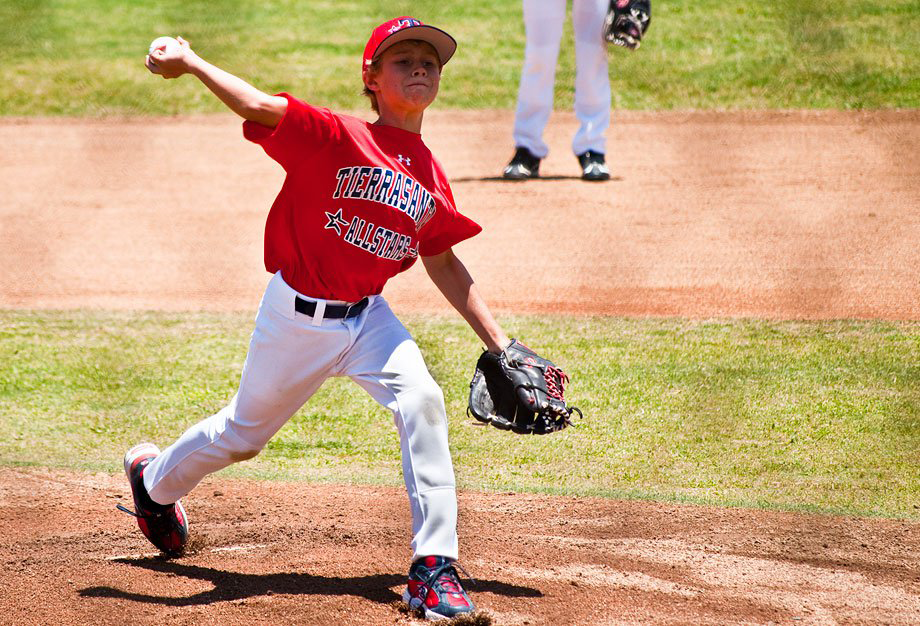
left=117, top=443, right=188, bottom=557
left=403, top=555, right=475, bottom=620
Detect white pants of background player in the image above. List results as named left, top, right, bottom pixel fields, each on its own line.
left=141, top=271, right=459, bottom=561
left=513, top=0, right=611, bottom=159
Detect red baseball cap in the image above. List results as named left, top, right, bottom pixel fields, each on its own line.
left=362, top=17, right=457, bottom=69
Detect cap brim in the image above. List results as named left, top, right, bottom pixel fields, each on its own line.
left=369, top=25, right=457, bottom=66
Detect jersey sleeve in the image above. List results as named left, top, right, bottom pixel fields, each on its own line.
left=417, top=177, right=482, bottom=257
left=242, top=93, right=340, bottom=172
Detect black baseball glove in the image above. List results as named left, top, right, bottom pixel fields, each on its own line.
left=468, top=339, right=582, bottom=435
left=603, top=0, right=651, bottom=50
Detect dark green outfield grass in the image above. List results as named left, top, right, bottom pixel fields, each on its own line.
left=1, top=0, right=917, bottom=114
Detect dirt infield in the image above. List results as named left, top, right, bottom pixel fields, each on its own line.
left=2, top=468, right=918, bottom=626
left=2, top=110, right=918, bottom=317
left=1, top=111, right=919, bottom=624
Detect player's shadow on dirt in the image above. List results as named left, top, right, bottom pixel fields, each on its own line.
left=450, top=175, right=622, bottom=182
left=79, top=558, right=542, bottom=607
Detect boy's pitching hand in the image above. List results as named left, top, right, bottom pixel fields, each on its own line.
left=146, top=36, right=194, bottom=79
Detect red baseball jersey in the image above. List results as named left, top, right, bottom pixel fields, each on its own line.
left=243, top=93, right=481, bottom=302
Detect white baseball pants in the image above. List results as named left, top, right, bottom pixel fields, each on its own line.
left=141, top=271, right=459, bottom=561
left=512, top=0, right=611, bottom=158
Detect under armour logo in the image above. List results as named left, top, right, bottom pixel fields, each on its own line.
left=397, top=154, right=411, bottom=166
left=324, top=208, right=348, bottom=236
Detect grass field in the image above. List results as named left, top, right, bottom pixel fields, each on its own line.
left=1, top=0, right=918, bottom=115
left=1, top=311, right=917, bottom=520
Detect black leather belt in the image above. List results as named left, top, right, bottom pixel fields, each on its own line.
left=295, top=296, right=369, bottom=319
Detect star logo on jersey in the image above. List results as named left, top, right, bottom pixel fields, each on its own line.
left=324, top=208, right=349, bottom=236
left=397, top=154, right=411, bottom=166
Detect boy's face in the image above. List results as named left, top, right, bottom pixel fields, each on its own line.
left=365, top=40, right=441, bottom=116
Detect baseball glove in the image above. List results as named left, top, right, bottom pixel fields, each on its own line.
left=603, top=0, right=651, bottom=50
left=468, top=339, right=582, bottom=435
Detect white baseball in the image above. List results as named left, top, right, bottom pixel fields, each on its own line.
left=147, top=36, right=180, bottom=74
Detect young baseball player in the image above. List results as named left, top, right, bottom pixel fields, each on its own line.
left=121, top=17, right=511, bottom=620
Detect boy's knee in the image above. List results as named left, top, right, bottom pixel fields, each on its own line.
left=400, top=382, right=446, bottom=427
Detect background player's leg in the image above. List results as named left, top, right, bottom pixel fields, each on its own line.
left=339, top=297, right=458, bottom=562
left=512, top=0, right=567, bottom=159
left=571, top=0, right=611, bottom=157
left=142, top=273, right=348, bottom=504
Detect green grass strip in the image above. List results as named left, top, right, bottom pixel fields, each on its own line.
left=0, top=0, right=917, bottom=114
left=1, top=310, right=917, bottom=520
